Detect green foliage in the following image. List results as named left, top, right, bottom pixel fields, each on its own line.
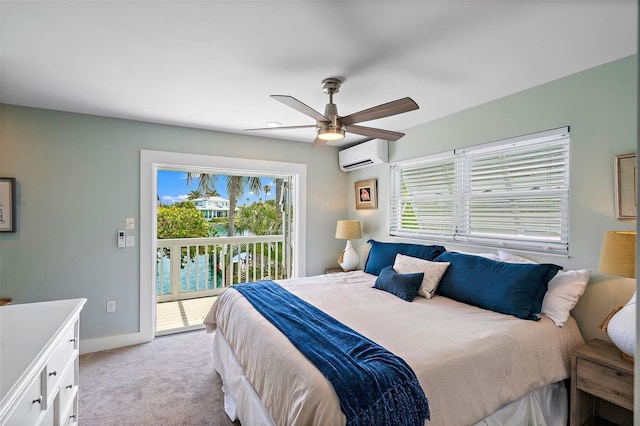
left=157, top=202, right=211, bottom=239
left=173, top=200, right=197, bottom=209
left=236, top=200, right=279, bottom=236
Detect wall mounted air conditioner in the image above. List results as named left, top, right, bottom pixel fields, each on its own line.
left=338, top=139, right=388, bottom=172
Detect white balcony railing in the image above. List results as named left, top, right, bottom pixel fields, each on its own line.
left=156, top=235, right=288, bottom=302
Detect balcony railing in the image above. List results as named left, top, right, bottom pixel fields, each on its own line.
left=156, top=235, right=288, bottom=302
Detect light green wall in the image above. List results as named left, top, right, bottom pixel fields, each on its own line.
left=0, top=107, right=348, bottom=340
left=347, top=55, right=638, bottom=342
left=1, top=55, right=637, bottom=345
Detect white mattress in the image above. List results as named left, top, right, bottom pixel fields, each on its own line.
left=205, top=271, right=585, bottom=425
left=212, top=329, right=570, bottom=426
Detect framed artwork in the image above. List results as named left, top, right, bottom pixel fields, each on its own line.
left=614, top=154, right=637, bottom=219
left=0, top=178, right=16, bottom=232
left=355, top=179, right=377, bottom=210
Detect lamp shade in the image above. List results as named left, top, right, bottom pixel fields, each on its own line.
left=599, top=231, right=636, bottom=278
left=335, top=220, right=362, bottom=240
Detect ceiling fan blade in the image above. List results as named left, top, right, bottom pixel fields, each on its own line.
left=340, top=97, right=419, bottom=125
left=244, top=124, right=316, bottom=131
left=271, top=95, right=329, bottom=122
left=311, top=137, right=328, bottom=148
left=345, top=124, right=405, bottom=141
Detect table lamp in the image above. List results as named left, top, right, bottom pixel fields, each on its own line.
left=599, top=230, right=636, bottom=362
left=335, top=220, right=362, bottom=271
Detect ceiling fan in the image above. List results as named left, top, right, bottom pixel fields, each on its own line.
left=245, top=78, right=419, bottom=148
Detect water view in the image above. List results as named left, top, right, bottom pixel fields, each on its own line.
left=156, top=253, right=222, bottom=296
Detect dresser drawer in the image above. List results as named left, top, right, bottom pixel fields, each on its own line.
left=46, top=323, right=77, bottom=400
left=61, top=395, right=78, bottom=426
left=4, top=374, right=44, bottom=426
left=57, top=363, right=77, bottom=419
left=576, top=357, right=633, bottom=411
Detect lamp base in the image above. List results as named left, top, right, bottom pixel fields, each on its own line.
left=338, top=240, right=359, bottom=271
left=601, top=291, right=636, bottom=362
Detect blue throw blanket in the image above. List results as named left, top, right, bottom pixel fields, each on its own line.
left=233, top=280, right=430, bottom=426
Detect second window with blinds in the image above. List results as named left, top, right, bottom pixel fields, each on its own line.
left=390, top=127, right=570, bottom=255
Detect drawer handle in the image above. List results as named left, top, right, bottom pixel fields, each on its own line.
left=69, top=415, right=76, bottom=420
left=49, top=371, right=57, bottom=377
left=66, top=384, right=73, bottom=389
left=69, top=338, right=76, bottom=343
left=616, top=371, right=624, bottom=377
left=32, top=396, right=42, bottom=405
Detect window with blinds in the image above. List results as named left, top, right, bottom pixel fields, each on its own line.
left=390, top=127, right=570, bottom=254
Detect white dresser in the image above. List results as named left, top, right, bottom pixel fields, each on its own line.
left=0, top=298, right=86, bottom=426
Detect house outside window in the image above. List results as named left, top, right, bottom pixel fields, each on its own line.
left=193, top=196, right=233, bottom=220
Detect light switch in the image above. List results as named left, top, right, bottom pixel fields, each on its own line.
left=117, top=230, right=126, bottom=248
left=126, top=235, right=135, bottom=247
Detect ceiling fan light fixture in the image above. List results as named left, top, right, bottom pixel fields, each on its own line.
left=317, top=128, right=345, bottom=141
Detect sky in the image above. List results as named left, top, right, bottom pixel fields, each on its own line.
left=157, top=170, right=276, bottom=206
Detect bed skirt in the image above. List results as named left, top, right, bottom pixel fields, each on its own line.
left=211, top=330, right=568, bottom=426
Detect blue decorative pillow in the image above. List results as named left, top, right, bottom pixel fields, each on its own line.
left=373, top=266, right=424, bottom=302
left=434, top=252, right=562, bottom=320
left=364, top=240, right=446, bottom=276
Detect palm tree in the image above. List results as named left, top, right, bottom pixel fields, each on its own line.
left=187, top=190, right=201, bottom=200
left=226, top=175, right=262, bottom=236
left=221, top=175, right=261, bottom=285
left=186, top=173, right=216, bottom=199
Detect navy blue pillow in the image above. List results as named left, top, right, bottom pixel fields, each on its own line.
left=434, top=252, right=562, bottom=320
left=364, top=240, right=446, bottom=276
left=373, top=266, right=424, bottom=302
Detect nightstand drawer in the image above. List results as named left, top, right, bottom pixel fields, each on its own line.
left=576, top=358, right=633, bottom=411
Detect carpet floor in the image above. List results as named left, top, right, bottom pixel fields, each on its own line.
left=79, top=329, right=239, bottom=426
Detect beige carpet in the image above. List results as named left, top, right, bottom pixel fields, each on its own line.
left=79, top=329, right=239, bottom=426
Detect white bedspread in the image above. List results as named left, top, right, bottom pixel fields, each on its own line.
left=204, top=271, right=585, bottom=426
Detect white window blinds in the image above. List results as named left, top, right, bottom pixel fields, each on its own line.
left=390, top=127, right=570, bottom=254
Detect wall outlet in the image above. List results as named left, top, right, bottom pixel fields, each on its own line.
left=107, top=300, right=116, bottom=312
left=126, top=218, right=135, bottom=230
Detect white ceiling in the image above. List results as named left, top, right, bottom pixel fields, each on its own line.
left=1, top=1, right=637, bottom=147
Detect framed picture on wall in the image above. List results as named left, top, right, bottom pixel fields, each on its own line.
left=0, top=178, right=16, bottom=232
left=614, top=153, right=637, bottom=219
left=355, top=179, right=377, bottom=210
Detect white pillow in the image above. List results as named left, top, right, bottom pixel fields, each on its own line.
left=497, top=250, right=591, bottom=326
left=497, top=250, right=537, bottom=264
left=393, top=253, right=450, bottom=298
left=454, top=250, right=500, bottom=261
left=541, top=269, right=591, bottom=326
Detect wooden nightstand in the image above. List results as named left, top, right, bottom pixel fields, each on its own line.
left=571, top=339, right=634, bottom=426
left=325, top=267, right=345, bottom=274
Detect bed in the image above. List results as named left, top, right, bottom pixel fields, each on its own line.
left=204, top=243, right=588, bottom=426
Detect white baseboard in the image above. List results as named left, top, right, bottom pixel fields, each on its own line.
left=80, top=331, right=153, bottom=354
